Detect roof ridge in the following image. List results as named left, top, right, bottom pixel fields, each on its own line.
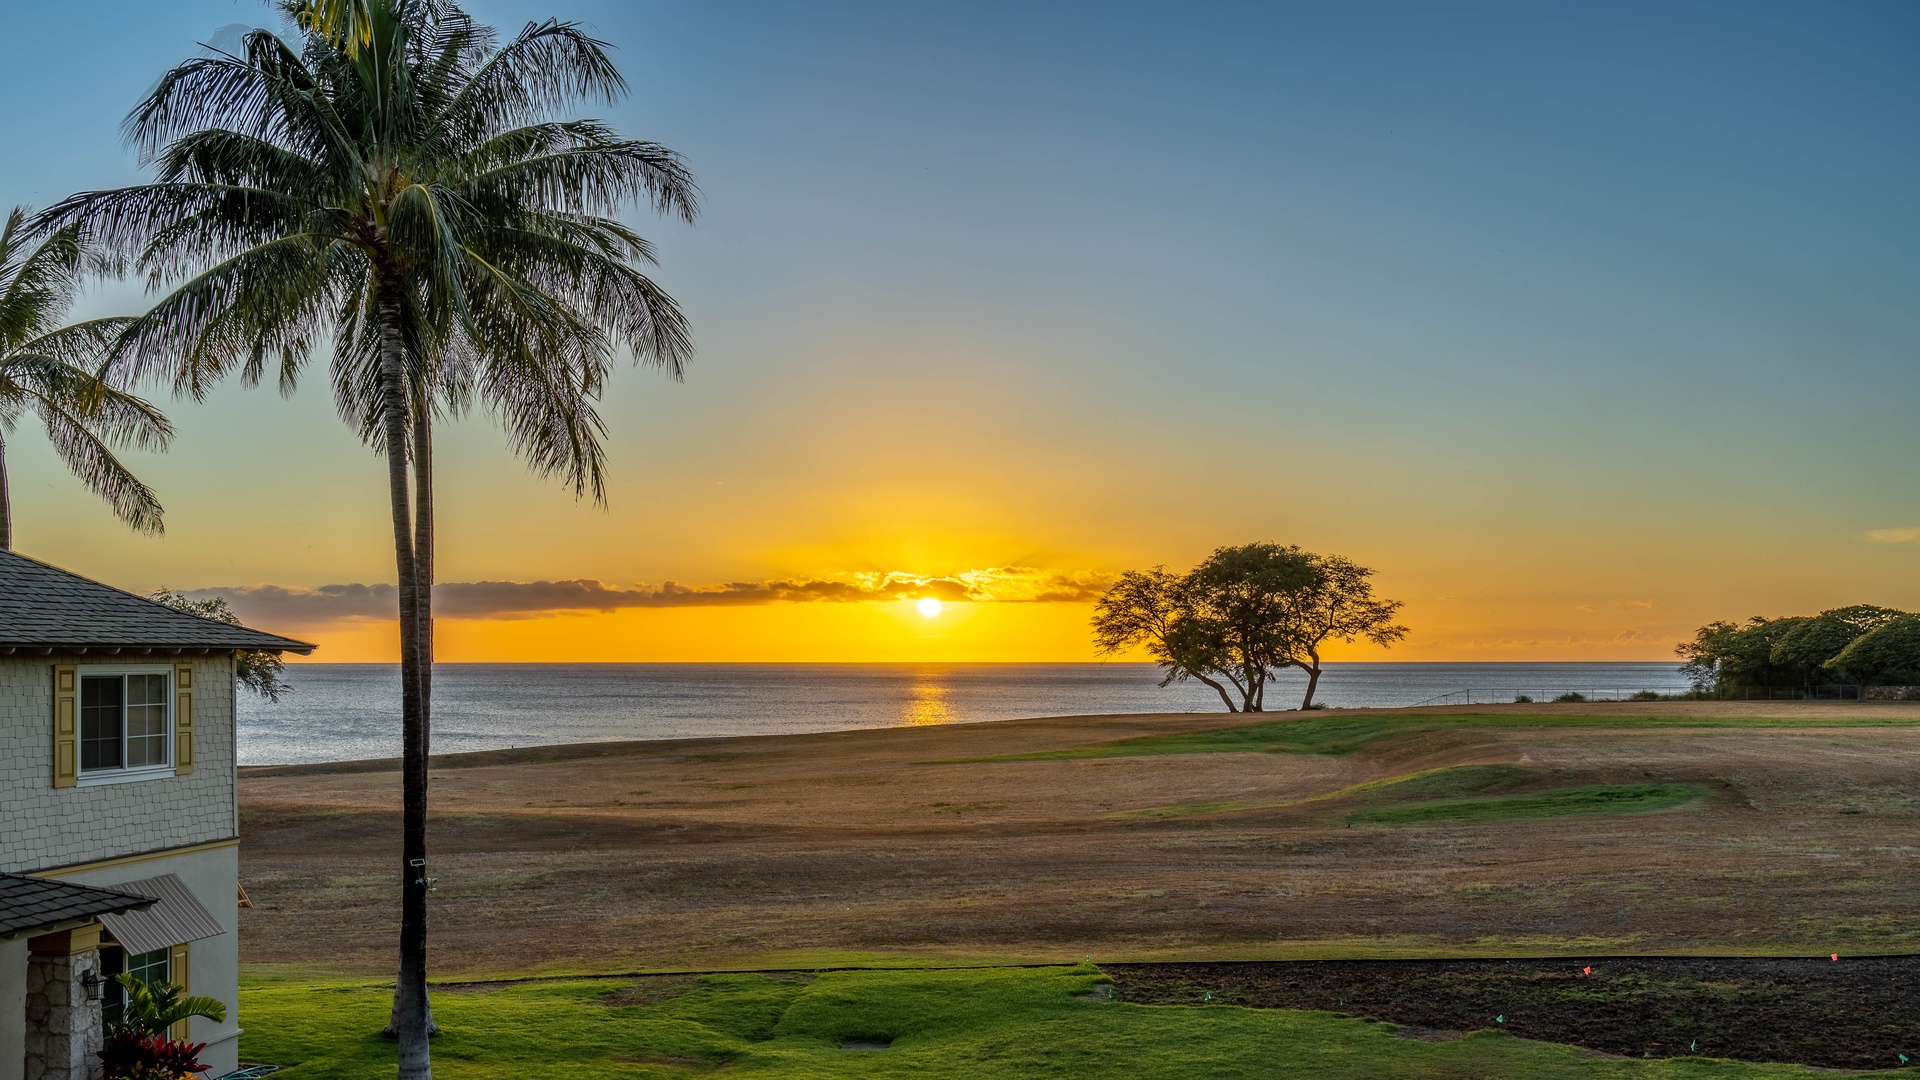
left=3, top=549, right=252, bottom=632
left=0, top=545, right=311, bottom=645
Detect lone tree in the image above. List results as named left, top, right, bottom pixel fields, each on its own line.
left=1284, top=552, right=1408, bottom=710
left=1093, top=543, right=1406, bottom=711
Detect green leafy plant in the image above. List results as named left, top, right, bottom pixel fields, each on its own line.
left=106, top=974, right=226, bottom=1038
left=1553, top=692, right=1586, bottom=703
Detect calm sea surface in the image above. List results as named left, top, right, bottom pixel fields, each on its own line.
left=236, top=662, right=1691, bottom=765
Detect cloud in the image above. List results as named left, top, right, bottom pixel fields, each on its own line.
left=1867, top=528, right=1920, bottom=544
left=187, top=566, right=1116, bottom=625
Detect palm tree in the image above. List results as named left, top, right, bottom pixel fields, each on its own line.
left=44, top=2, right=695, bottom=1074
left=0, top=209, right=172, bottom=550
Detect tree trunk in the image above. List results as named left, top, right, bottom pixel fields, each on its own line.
left=386, top=398, right=441, bottom=1039
left=373, top=280, right=433, bottom=1080
left=1299, top=655, right=1323, bottom=710
left=0, top=432, right=11, bottom=551
left=1194, top=673, right=1238, bottom=712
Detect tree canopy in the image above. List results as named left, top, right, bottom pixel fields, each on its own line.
left=1824, top=614, right=1920, bottom=687
left=149, top=589, right=293, bottom=700
left=1679, top=604, right=1916, bottom=695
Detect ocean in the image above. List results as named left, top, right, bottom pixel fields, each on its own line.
left=236, top=661, right=1693, bottom=765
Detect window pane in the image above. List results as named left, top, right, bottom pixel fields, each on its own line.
left=126, top=674, right=169, bottom=767
left=102, top=947, right=126, bottom=1024
left=80, top=677, right=123, bottom=772
left=126, top=947, right=170, bottom=990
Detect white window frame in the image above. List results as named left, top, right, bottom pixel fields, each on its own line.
left=75, top=664, right=175, bottom=787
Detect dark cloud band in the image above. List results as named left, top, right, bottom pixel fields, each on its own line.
left=184, top=568, right=1113, bottom=625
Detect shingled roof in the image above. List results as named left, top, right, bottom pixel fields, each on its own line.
left=0, top=872, right=155, bottom=940
left=0, top=550, right=313, bottom=654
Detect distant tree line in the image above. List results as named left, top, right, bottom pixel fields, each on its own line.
left=1092, top=542, right=1407, bottom=712
left=1677, top=605, right=1920, bottom=696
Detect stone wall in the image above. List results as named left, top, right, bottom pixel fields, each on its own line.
left=1864, top=685, right=1920, bottom=701
left=23, top=948, right=100, bottom=1080
left=0, top=654, right=235, bottom=874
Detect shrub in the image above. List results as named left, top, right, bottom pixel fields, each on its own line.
left=1512, top=695, right=1533, bottom=704
left=1629, top=690, right=1662, bottom=701
left=98, top=1029, right=209, bottom=1079
left=1553, top=692, right=1587, bottom=703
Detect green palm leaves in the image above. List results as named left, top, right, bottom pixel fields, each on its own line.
left=106, top=973, right=228, bottom=1038
left=0, top=208, right=172, bottom=549
left=48, top=1, right=696, bottom=497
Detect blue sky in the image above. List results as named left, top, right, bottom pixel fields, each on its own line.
left=4, top=1, right=1917, bottom=659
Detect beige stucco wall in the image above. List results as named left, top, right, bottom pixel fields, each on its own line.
left=0, top=937, right=24, bottom=1080
left=54, top=843, right=242, bottom=1077
left=0, top=654, right=236, bottom=875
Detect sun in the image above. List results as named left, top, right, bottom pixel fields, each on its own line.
left=916, top=597, right=943, bottom=618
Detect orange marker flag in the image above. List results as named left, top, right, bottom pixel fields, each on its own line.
left=1582, top=966, right=1592, bottom=975
left=1831, top=953, right=1839, bottom=961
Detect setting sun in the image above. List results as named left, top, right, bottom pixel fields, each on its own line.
left=917, top=597, right=943, bottom=618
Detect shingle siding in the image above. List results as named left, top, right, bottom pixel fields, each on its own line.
left=0, top=655, right=236, bottom=873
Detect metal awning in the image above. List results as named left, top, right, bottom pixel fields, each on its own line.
left=95, top=874, right=224, bottom=955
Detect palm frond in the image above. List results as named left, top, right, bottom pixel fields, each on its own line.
left=33, top=396, right=166, bottom=534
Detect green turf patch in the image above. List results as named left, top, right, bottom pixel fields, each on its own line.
left=1349, top=783, right=1707, bottom=826
left=943, top=711, right=1920, bottom=763
left=1111, top=764, right=1541, bottom=820
left=239, top=964, right=1849, bottom=1077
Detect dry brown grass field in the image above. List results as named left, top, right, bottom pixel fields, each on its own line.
left=234, top=701, right=1920, bottom=978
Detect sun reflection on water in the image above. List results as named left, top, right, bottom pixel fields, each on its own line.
left=902, top=675, right=954, bottom=726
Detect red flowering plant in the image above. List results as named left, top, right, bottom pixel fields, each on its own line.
left=98, top=974, right=226, bottom=1080
left=98, top=1030, right=210, bottom=1080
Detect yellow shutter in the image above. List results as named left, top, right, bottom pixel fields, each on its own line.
left=168, top=942, right=192, bottom=1040
left=174, top=663, right=195, bottom=775
left=53, top=664, right=77, bottom=788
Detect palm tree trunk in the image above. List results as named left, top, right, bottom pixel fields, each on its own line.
left=385, top=405, right=441, bottom=1039
left=0, top=432, right=11, bottom=551
left=374, top=280, right=433, bottom=1080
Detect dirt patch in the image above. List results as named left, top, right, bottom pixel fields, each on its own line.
left=235, top=704, right=1920, bottom=974
left=1105, top=957, right=1920, bottom=1070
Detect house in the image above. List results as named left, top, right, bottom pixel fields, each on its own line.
left=0, top=550, right=311, bottom=1080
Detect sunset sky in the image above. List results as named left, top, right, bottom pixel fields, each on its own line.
left=4, top=1, right=1917, bottom=662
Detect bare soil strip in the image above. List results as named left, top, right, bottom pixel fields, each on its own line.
left=1106, top=956, right=1920, bottom=1070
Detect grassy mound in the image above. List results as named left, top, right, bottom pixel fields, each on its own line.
left=241, top=965, right=1841, bottom=1077
left=951, top=711, right=1920, bottom=763
left=1349, top=783, right=1706, bottom=826
left=1110, top=765, right=1707, bottom=825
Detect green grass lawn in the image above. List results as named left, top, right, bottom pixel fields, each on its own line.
left=239, top=965, right=1888, bottom=1078
left=945, top=711, right=1920, bottom=763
